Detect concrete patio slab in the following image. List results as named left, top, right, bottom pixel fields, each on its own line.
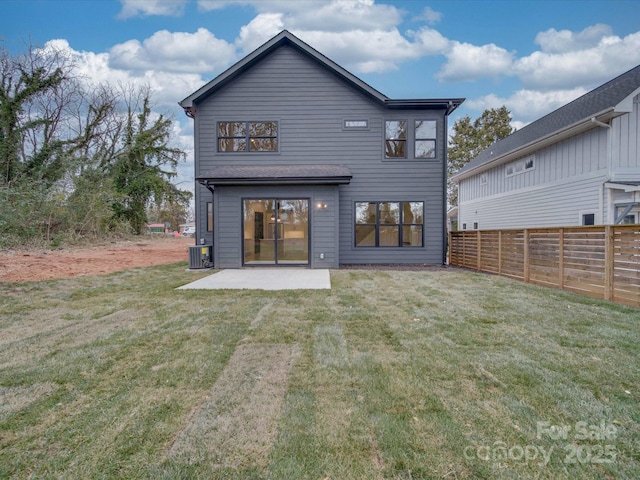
left=177, top=268, right=331, bottom=290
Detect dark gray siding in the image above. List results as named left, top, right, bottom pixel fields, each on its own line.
left=194, top=45, right=447, bottom=265
left=213, top=185, right=339, bottom=268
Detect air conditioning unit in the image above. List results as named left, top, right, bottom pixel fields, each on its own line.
left=189, top=245, right=213, bottom=269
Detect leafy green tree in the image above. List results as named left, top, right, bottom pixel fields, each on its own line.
left=0, top=44, right=190, bottom=246
left=0, top=45, right=75, bottom=187
left=448, top=106, right=514, bottom=206
left=110, top=92, right=185, bottom=234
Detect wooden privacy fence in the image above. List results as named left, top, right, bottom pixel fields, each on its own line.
left=449, top=225, right=640, bottom=308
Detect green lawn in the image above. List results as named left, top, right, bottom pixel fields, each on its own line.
left=0, top=264, right=638, bottom=479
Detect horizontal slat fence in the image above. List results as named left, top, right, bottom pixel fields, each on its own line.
left=449, top=225, right=640, bottom=308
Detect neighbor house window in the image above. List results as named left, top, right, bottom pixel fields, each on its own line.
left=218, top=121, right=277, bottom=152
left=355, top=201, right=423, bottom=247
left=582, top=213, right=595, bottom=226
left=506, top=156, right=535, bottom=176
left=385, top=120, right=407, bottom=158
left=414, top=120, right=436, bottom=158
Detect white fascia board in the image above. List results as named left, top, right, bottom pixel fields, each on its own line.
left=605, top=182, right=640, bottom=192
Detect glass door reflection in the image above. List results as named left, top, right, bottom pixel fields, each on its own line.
left=243, top=199, right=308, bottom=265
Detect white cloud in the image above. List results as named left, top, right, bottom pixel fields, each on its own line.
left=40, top=39, right=205, bottom=112
left=535, top=24, right=612, bottom=53
left=235, top=13, right=286, bottom=54
left=282, top=0, right=402, bottom=32
left=412, top=6, right=443, bottom=25
left=118, top=0, right=189, bottom=19
left=515, top=31, right=640, bottom=90
left=466, top=87, right=588, bottom=124
left=437, top=41, right=515, bottom=82
left=109, top=28, right=237, bottom=74
left=199, top=0, right=402, bottom=31
left=294, top=29, right=430, bottom=73
left=409, top=27, right=450, bottom=56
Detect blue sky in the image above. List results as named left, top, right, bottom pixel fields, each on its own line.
left=3, top=0, right=640, bottom=188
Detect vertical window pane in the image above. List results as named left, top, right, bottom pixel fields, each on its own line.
left=403, top=202, right=423, bottom=224
left=207, top=202, right=213, bottom=232
left=355, top=202, right=376, bottom=224
left=385, top=120, right=406, bottom=158
left=385, top=121, right=406, bottom=139
left=379, top=202, right=400, bottom=224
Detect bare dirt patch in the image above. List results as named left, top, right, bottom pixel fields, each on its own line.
left=0, top=235, right=193, bottom=282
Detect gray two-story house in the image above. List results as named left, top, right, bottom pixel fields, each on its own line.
left=180, top=30, right=463, bottom=269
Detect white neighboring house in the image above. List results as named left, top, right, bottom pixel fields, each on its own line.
left=452, top=65, right=640, bottom=230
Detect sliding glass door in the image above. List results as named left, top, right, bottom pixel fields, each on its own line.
left=243, top=199, right=309, bottom=265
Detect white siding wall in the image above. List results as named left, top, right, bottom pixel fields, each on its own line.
left=611, top=94, right=640, bottom=181
left=458, top=126, right=609, bottom=229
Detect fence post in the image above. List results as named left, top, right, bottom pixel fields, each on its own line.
left=605, top=225, right=614, bottom=301
left=462, top=232, right=466, bottom=267
left=523, top=229, right=530, bottom=283
left=498, top=230, right=502, bottom=275
left=477, top=231, right=482, bottom=271
left=558, top=228, right=564, bottom=290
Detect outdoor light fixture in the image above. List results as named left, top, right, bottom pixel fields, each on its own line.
left=317, top=202, right=327, bottom=209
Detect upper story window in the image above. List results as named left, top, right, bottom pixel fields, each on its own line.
left=506, top=156, right=535, bottom=176
left=218, top=121, right=278, bottom=152
left=414, top=120, right=436, bottom=159
left=385, top=120, right=407, bottom=158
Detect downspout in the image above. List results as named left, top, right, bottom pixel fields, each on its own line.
left=442, top=101, right=453, bottom=265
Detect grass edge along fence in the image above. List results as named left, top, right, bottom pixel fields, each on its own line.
left=449, top=225, right=640, bottom=308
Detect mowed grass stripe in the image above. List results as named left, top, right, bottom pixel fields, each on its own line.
left=167, top=343, right=296, bottom=470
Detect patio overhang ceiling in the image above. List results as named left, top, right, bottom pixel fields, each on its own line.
left=197, top=165, right=352, bottom=187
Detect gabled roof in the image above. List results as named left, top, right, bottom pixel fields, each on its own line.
left=180, top=30, right=463, bottom=114
left=453, top=64, right=640, bottom=181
